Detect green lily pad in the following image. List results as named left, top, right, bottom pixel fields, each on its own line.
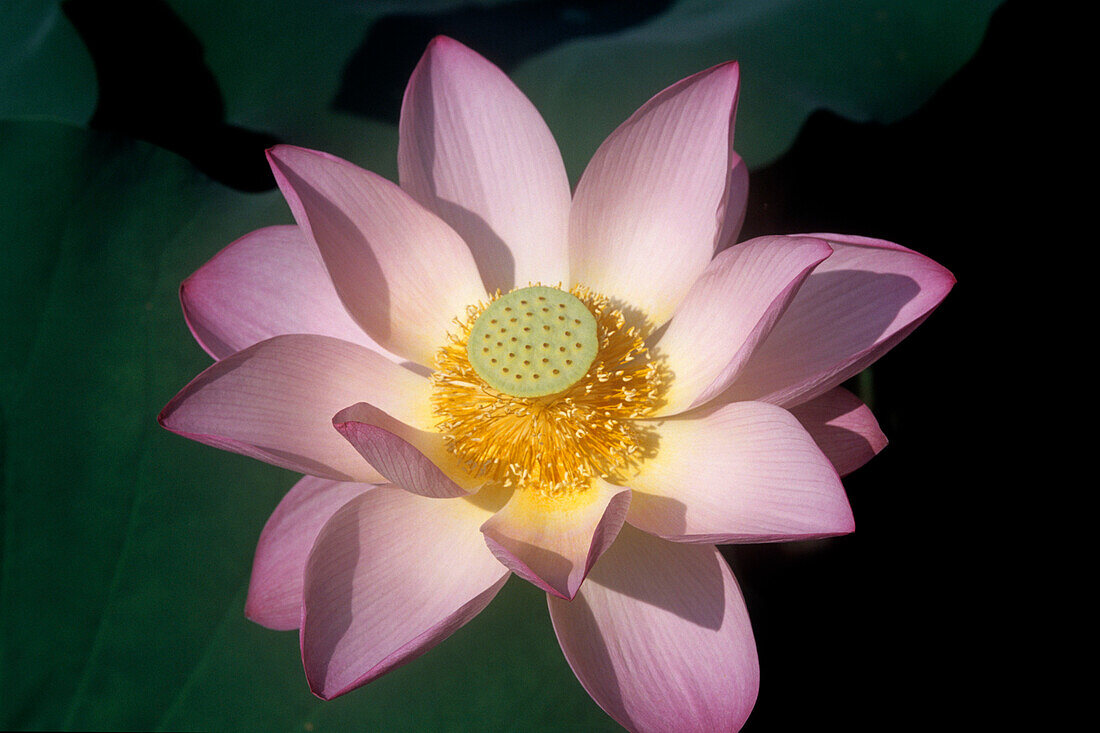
left=0, top=0, right=97, bottom=124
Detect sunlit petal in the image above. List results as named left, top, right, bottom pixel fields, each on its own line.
left=301, top=487, right=508, bottom=699
left=569, top=61, right=741, bottom=327
left=399, top=37, right=571, bottom=292
left=549, top=525, right=758, bottom=732
left=267, top=145, right=487, bottom=366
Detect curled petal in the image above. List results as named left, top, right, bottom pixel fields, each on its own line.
left=301, top=488, right=509, bottom=699
left=158, top=334, right=432, bottom=482
left=549, top=525, right=758, bottom=733
left=267, top=145, right=487, bottom=367
left=399, top=36, right=572, bottom=292
left=627, top=401, right=853, bottom=544
left=789, top=386, right=888, bottom=477
left=653, top=235, right=832, bottom=415
left=480, top=481, right=630, bottom=600
left=333, top=402, right=477, bottom=498
left=181, top=225, right=389, bottom=360
left=246, top=476, right=371, bottom=631
left=570, top=61, right=740, bottom=328
left=720, top=234, right=955, bottom=407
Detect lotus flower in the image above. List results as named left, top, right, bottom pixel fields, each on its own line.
left=159, top=37, right=953, bottom=731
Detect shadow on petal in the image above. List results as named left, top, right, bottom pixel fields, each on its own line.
left=431, top=200, right=516, bottom=293
left=722, top=269, right=922, bottom=405
left=555, top=590, right=627, bottom=712
left=483, top=535, right=572, bottom=597
left=594, top=527, right=724, bottom=631
left=626, top=491, right=689, bottom=537
left=301, top=517, right=361, bottom=698
left=785, top=269, right=921, bottom=352
left=268, top=154, right=392, bottom=344
left=790, top=385, right=888, bottom=476
left=813, top=423, right=878, bottom=474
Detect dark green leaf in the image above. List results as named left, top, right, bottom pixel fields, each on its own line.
left=0, top=1, right=96, bottom=124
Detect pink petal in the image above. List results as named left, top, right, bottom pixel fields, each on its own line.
left=399, top=36, right=572, bottom=293
left=267, top=145, right=487, bottom=367
left=569, top=61, right=740, bottom=328
left=716, top=152, right=750, bottom=252
left=332, top=402, right=477, bottom=498
left=181, top=225, right=391, bottom=360
left=548, top=525, right=758, bottom=733
left=627, top=401, right=853, bottom=544
left=301, top=488, right=509, bottom=699
left=245, top=476, right=371, bottom=631
left=158, top=334, right=432, bottom=482
left=653, top=235, right=833, bottom=415
left=789, top=386, right=888, bottom=477
left=719, top=234, right=956, bottom=407
left=480, top=481, right=630, bottom=600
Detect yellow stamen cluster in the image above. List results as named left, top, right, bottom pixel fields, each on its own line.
left=431, top=285, right=663, bottom=499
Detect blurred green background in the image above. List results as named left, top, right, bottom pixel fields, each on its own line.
left=2, top=0, right=1019, bottom=730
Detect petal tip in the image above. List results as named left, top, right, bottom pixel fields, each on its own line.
left=710, top=58, right=741, bottom=96
left=418, top=34, right=480, bottom=70
left=426, top=34, right=461, bottom=52
left=156, top=395, right=178, bottom=431
left=266, top=143, right=333, bottom=170
left=304, top=670, right=337, bottom=701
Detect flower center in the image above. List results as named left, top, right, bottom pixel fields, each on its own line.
left=466, top=286, right=598, bottom=397
left=431, top=285, right=663, bottom=498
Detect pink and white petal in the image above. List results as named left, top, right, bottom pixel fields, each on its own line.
left=333, top=402, right=478, bottom=498
left=246, top=476, right=371, bottom=631
left=267, top=145, right=487, bottom=366
left=480, top=480, right=630, bottom=600
left=301, top=487, right=509, bottom=699
left=549, top=524, right=758, bottom=733
left=181, top=225, right=391, bottom=361
left=569, top=61, right=740, bottom=328
left=159, top=334, right=433, bottom=482
left=790, top=386, right=888, bottom=477
left=653, top=235, right=833, bottom=416
left=718, top=234, right=956, bottom=408
left=715, top=152, right=750, bottom=253
left=399, top=36, right=572, bottom=293
left=627, top=401, right=853, bottom=544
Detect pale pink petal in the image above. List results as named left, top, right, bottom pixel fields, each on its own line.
left=719, top=234, right=956, bottom=408
left=301, top=488, right=509, bottom=699
left=480, top=481, right=630, bottom=600
left=549, top=525, right=758, bottom=733
left=245, top=476, right=371, bottom=631
left=653, top=235, right=833, bottom=415
left=569, top=61, right=740, bottom=328
left=267, top=145, right=487, bottom=366
left=627, top=401, right=853, bottom=544
left=332, top=402, right=477, bottom=498
left=715, top=152, right=750, bottom=253
left=181, top=225, right=392, bottom=361
left=790, top=386, right=888, bottom=477
left=399, top=36, right=572, bottom=292
left=158, top=334, right=433, bottom=482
